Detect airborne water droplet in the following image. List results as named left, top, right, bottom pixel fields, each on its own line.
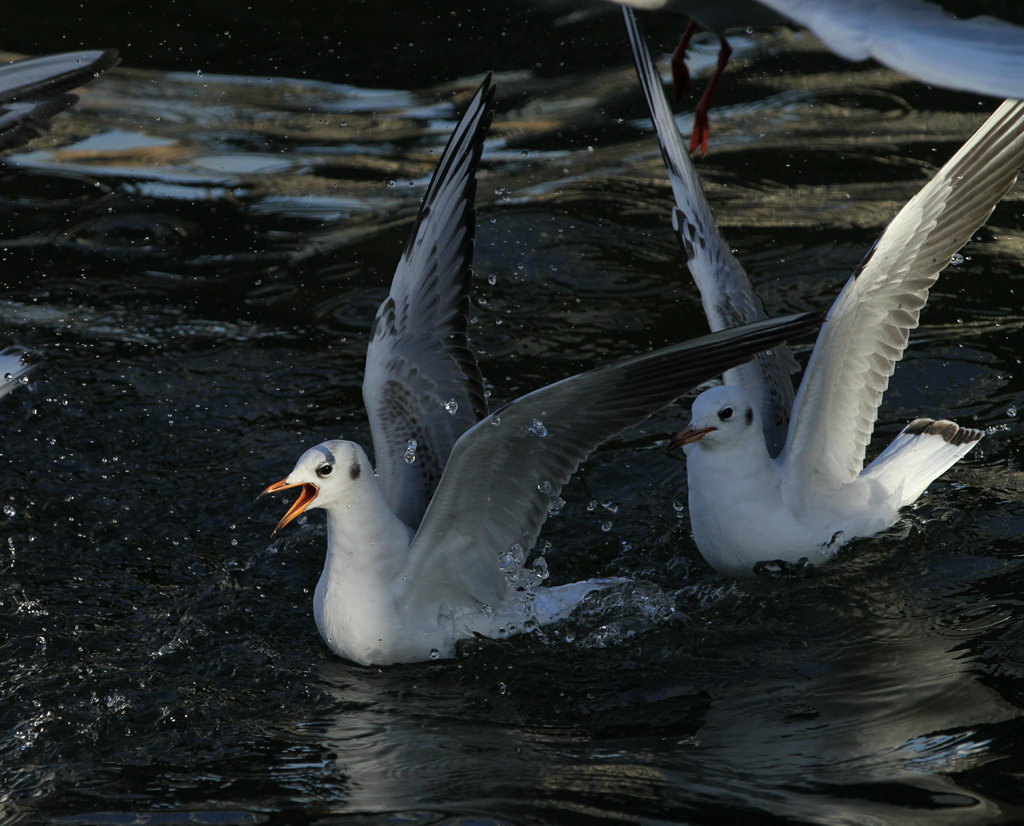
left=950, top=252, right=965, bottom=266
left=601, top=521, right=612, bottom=533
left=528, top=418, right=547, bottom=437
left=536, top=480, right=552, bottom=495
left=444, top=399, right=459, bottom=415
left=404, top=439, right=417, bottom=463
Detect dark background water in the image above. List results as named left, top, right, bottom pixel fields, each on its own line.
left=4, top=2, right=1024, bottom=824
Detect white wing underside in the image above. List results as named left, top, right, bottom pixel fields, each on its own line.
left=363, top=78, right=494, bottom=530
left=781, top=99, right=1024, bottom=503
left=623, top=8, right=798, bottom=456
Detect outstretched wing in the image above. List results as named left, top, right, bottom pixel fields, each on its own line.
left=761, top=0, right=1024, bottom=100
left=623, top=7, right=798, bottom=457
left=363, top=76, right=493, bottom=529
left=782, top=99, right=1024, bottom=500
left=400, top=311, right=822, bottom=608
left=0, top=50, right=119, bottom=151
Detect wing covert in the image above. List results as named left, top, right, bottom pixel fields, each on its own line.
left=782, top=99, right=1024, bottom=497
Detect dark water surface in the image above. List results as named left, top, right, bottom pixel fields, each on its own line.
left=4, top=3, right=1024, bottom=824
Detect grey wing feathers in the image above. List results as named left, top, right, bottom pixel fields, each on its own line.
left=363, top=75, right=493, bottom=530
left=623, top=7, right=798, bottom=457
left=782, top=99, right=1024, bottom=491
left=0, top=346, right=41, bottom=399
left=0, top=50, right=119, bottom=152
left=402, top=311, right=822, bottom=608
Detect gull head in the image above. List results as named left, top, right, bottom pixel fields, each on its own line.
left=672, top=385, right=759, bottom=454
left=261, top=439, right=369, bottom=537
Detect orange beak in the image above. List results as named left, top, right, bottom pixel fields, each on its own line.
left=260, top=478, right=319, bottom=537
left=671, top=425, right=716, bottom=449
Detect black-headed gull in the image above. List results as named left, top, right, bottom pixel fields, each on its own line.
left=0, top=49, right=119, bottom=397
left=625, top=9, right=1022, bottom=575
left=610, top=0, right=1024, bottom=153
left=261, top=75, right=821, bottom=665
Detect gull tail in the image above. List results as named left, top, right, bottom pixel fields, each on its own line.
left=861, top=418, right=984, bottom=508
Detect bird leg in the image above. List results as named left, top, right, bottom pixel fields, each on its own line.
left=690, top=34, right=733, bottom=155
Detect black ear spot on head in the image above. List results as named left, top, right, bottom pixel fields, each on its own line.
left=745, top=407, right=754, bottom=426
left=349, top=462, right=361, bottom=480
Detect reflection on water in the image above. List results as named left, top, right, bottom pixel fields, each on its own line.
left=2, top=9, right=1024, bottom=825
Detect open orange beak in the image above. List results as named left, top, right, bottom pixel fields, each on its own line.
left=260, top=478, right=319, bottom=538
left=671, top=425, right=716, bottom=449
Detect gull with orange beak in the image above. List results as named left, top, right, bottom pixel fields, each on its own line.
left=261, top=74, right=820, bottom=666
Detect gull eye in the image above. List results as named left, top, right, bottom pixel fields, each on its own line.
left=316, top=463, right=334, bottom=479
left=718, top=406, right=734, bottom=421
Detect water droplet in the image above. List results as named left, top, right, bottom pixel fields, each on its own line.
left=536, top=480, right=552, bottom=495
left=1009, top=406, right=1018, bottom=418
left=490, top=416, right=501, bottom=427
left=443, top=399, right=459, bottom=415
left=547, top=496, right=565, bottom=516
left=950, top=252, right=965, bottom=266
left=429, top=648, right=440, bottom=660
left=487, top=273, right=497, bottom=286
left=671, top=500, right=686, bottom=515
left=601, top=521, right=613, bottom=533
left=386, top=179, right=396, bottom=188
left=404, top=439, right=418, bottom=463
left=3, top=505, right=15, bottom=518
left=602, top=501, right=619, bottom=514
left=528, top=418, right=547, bottom=437
left=498, top=681, right=508, bottom=695
left=586, top=500, right=598, bottom=512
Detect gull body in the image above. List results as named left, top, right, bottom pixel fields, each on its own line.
left=262, top=75, right=821, bottom=664
left=626, top=11, right=1018, bottom=575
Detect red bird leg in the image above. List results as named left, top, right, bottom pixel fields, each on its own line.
left=669, top=18, right=699, bottom=101
left=690, top=35, right=733, bottom=155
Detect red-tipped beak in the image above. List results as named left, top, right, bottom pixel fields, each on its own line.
left=260, top=478, right=319, bottom=537
left=671, top=425, right=716, bottom=449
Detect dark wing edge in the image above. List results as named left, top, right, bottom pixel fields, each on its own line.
left=363, top=74, right=494, bottom=529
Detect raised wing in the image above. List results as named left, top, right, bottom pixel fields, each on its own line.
left=623, top=7, right=798, bottom=456
left=363, top=76, right=493, bottom=529
left=400, top=311, right=822, bottom=608
left=761, top=0, right=1024, bottom=100
left=0, top=50, right=119, bottom=152
left=782, top=99, right=1024, bottom=498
